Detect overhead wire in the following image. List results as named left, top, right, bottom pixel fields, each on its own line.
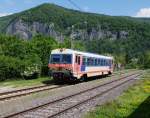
left=67, top=0, right=82, bottom=11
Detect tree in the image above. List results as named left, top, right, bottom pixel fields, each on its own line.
left=31, top=35, right=58, bottom=75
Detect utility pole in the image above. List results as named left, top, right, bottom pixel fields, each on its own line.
left=71, top=25, right=74, bottom=49
left=70, top=21, right=88, bottom=48
left=84, top=21, right=87, bottom=40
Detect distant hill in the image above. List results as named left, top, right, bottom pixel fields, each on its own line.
left=0, top=3, right=150, bottom=41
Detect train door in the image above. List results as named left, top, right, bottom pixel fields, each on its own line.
left=74, top=55, right=82, bottom=76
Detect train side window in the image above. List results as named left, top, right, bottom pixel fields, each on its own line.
left=106, top=60, right=108, bottom=66
left=98, top=59, right=100, bottom=66
left=75, top=56, right=78, bottom=63
left=104, top=60, right=106, bottom=66
left=109, top=60, right=110, bottom=66
left=95, top=59, right=97, bottom=66
left=109, top=60, right=111, bottom=66
left=87, top=58, right=90, bottom=66
left=97, top=59, right=98, bottom=65
left=89, top=58, right=91, bottom=66
left=99, top=59, right=102, bottom=66
left=99, top=59, right=101, bottom=66
left=94, top=58, right=96, bottom=66
left=101, top=59, right=103, bottom=66
left=78, top=56, right=80, bottom=65
left=82, top=57, right=86, bottom=65
left=82, top=57, right=85, bottom=65
left=91, top=58, right=94, bottom=66
left=103, top=59, right=105, bottom=66
left=90, top=58, right=92, bottom=66
left=102, top=60, right=104, bottom=66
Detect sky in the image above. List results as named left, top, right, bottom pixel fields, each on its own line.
left=0, top=0, right=150, bottom=17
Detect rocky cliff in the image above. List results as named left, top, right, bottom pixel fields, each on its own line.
left=5, top=18, right=129, bottom=40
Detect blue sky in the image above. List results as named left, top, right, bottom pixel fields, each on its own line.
left=0, top=0, right=150, bottom=17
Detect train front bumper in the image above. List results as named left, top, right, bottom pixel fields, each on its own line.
left=51, top=70, right=75, bottom=82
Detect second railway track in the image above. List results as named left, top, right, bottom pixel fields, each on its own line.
left=0, top=84, right=66, bottom=101
left=4, top=71, right=143, bottom=118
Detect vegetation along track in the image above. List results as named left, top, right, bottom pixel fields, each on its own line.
left=0, top=70, right=130, bottom=101
left=4, top=71, right=143, bottom=118
left=0, top=84, right=66, bottom=101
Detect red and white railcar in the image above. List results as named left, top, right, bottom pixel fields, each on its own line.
left=48, top=49, right=114, bottom=82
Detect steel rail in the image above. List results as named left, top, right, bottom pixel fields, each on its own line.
left=0, top=85, right=65, bottom=101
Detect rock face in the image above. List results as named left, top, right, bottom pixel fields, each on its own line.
left=6, top=19, right=61, bottom=40
left=71, top=28, right=128, bottom=41
left=6, top=19, right=128, bottom=40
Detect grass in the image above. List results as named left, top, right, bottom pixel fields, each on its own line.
left=0, top=77, right=53, bottom=88
left=84, top=70, right=150, bottom=118
left=0, top=69, right=135, bottom=89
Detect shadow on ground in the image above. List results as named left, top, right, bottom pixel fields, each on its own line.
left=128, top=96, right=150, bottom=118
left=42, top=74, right=109, bottom=85
left=42, top=79, right=55, bottom=85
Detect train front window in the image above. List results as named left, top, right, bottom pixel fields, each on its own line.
left=51, top=54, right=72, bottom=64
left=51, top=54, right=61, bottom=63
left=62, top=54, right=72, bottom=64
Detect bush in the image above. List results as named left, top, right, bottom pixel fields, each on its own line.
left=0, top=55, right=23, bottom=81
left=0, top=54, right=42, bottom=81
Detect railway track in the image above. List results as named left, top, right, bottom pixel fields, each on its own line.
left=0, top=85, right=66, bottom=101
left=4, top=71, right=142, bottom=118
left=0, top=70, right=131, bottom=101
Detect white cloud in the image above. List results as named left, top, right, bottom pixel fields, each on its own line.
left=135, top=8, right=150, bottom=17
left=0, top=13, right=12, bottom=17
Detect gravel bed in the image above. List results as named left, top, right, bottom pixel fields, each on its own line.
left=0, top=85, right=60, bottom=100
left=0, top=71, right=138, bottom=117
left=9, top=74, right=139, bottom=118
left=0, top=86, right=15, bottom=93
left=57, top=79, right=137, bottom=118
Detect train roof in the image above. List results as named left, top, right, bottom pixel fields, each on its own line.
left=51, top=49, right=113, bottom=59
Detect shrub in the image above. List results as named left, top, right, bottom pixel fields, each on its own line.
left=0, top=55, right=23, bottom=81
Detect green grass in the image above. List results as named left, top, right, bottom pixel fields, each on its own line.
left=84, top=71, right=150, bottom=118
left=0, top=77, right=53, bottom=88
left=0, top=69, right=134, bottom=89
